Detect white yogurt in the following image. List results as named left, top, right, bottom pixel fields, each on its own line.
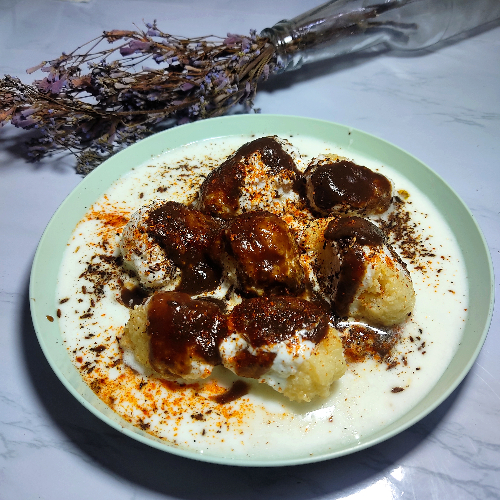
left=119, top=200, right=181, bottom=289
left=56, top=134, right=468, bottom=461
left=220, top=331, right=317, bottom=393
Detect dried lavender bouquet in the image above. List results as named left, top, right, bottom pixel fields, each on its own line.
left=0, top=24, right=278, bottom=174
left=2, top=0, right=498, bottom=174
left=0, top=1, right=411, bottom=174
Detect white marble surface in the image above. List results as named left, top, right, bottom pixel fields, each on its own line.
left=1, top=0, right=499, bottom=498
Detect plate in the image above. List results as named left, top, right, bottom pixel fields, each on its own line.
left=30, top=114, right=494, bottom=466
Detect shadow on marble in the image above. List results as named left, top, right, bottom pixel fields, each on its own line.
left=0, top=127, right=36, bottom=163
left=0, top=126, right=77, bottom=174
left=19, top=268, right=468, bottom=499
left=258, top=47, right=387, bottom=96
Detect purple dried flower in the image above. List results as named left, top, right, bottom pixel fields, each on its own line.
left=50, top=78, right=66, bottom=94
left=224, top=33, right=242, bottom=45
left=11, top=111, right=37, bottom=128
left=120, top=40, right=152, bottom=56
left=237, top=56, right=250, bottom=68
left=26, top=62, right=46, bottom=75
left=21, top=108, right=37, bottom=118
left=34, top=74, right=67, bottom=94
left=0, top=25, right=278, bottom=173
left=35, top=77, right=52, bottom=92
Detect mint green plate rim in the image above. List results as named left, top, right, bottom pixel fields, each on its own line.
left=30, top=114, right=494, bottom=467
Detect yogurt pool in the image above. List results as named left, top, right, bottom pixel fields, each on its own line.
left=56, top=133, right=468, bottom=462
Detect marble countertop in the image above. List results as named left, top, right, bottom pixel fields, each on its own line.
left=1, top=0, right=499, bottom=498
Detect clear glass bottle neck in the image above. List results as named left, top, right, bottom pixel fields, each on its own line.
left=261, top=0, right=500, bottom=72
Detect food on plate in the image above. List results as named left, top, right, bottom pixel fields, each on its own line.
left=119, top=137, right=414, bottom=402
left=122, top=292, right=346, bottom=402
left=56, top=129, right=468, bottom=453
left=302, top=215, right=415, bottom=326
left=121, top=200, right=224, bottom=295
left=120, top=200, right=182, bottom=289
left=220, top=296, right=346, bottom=402
left=121, top=291, right=227, bottom=380
left=196, top=136, right=303, bottom=218
left=223, top=210, right=305, bottom=297
left=304, top=154, right=393, bottom=216
left=324, top=216, right=415, bottom=326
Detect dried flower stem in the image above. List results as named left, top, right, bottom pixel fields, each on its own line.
left=0, top=23, right=278, bottom=174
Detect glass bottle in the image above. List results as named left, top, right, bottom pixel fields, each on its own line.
left=261, top=0, right=500, bottom=71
